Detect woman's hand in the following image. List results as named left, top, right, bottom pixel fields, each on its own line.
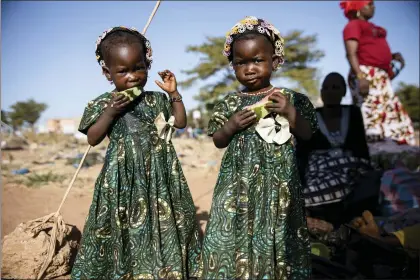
left=358, top=78, right=370, bottom=97
left=392, top=52, right=405, bottom=69
left=348, top=70, right=357, bottom=90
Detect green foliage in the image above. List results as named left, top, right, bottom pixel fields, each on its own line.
left=8, top=99, right=48, bottom=129
left=395, top=82, right=420, bottom=125
left=25, top=172, right=66, bottom=188
left=1, top=110, right=10, bottom=125
left=179, top=30, right=324, bottom=110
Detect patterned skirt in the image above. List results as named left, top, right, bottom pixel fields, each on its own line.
left=304, top=149, right=372, bottom=207
left=351, top=65, right=416, bottom=145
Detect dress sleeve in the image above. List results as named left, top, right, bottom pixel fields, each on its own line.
left=343, top=20, right=362, bottom=41
left=155, top=91, right=173, bottom=121
left=78, top=93, right=112, bottom=135
left=207, top=94, right=237, bottom=136
left=293, top=92, right=319, bottom=136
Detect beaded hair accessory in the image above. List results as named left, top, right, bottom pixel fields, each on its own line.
left=94, top=26, right=153, bottom=69
left=223, top=16, right=285, bottom=68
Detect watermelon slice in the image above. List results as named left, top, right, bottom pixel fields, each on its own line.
left=116, top=86, right=143, bottom=101
left=245, top=100, right=273, bottom=120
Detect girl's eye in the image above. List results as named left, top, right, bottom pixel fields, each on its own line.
left=118, top=70, right=127, bottom=74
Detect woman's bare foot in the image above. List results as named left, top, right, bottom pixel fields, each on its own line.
left=351, top=210, right=381, bottom=238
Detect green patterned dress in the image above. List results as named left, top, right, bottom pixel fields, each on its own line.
left=201, top=88, right=317, bottom=279
left=71, top=91, right=202, bottom=279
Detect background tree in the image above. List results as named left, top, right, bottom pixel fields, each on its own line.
left=8, top=99, right=48, bottom=130
left=395, top=82, right=420, bottom=126
left=179, top=30, right=325, bottom=110
left=1, top=110, right=11, bottom=125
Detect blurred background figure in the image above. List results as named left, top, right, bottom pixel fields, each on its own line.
left=296, top=72, right=378, bottom=226
left=341, top=0, right=415, bottom=146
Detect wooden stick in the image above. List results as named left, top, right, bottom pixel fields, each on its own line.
left=142, top=0, right=161, bottom=35
left=55, top=145, right=91, bottom=215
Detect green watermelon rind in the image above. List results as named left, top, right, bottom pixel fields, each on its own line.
left=116, top=86, right=143, bottom=101
left=250, top=101, right=272, bottom=120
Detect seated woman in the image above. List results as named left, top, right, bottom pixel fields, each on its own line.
left=296, top=72, right=377, bottom=226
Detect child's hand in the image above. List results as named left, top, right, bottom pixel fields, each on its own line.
left=155, top=70, right=177, bottom=95
left=225, top=109, right=257, bottom=133
left=105, top=93, right=131, bottom=118
left=265, top=91, right=294, bottom=118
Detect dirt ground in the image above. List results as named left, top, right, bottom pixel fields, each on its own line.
left=1, top=138, right=223, bottom=239
left=2, top=132, right=419, bottom=278
left=2, top=131, right=420, bottom=238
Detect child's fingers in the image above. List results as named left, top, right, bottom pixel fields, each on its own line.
left=241, top=109, right=256, bottom=118
left=159, top=70, right=171, bottom=77
left=120, top=99, right=132, bottom=107
left=269, top=92, right=284, bottom=102
left=155, top=80, right=165, bottom=89
left=237, top=109, right=249, bottom=116
left=268, top=95, right=281, bottom=103
left=241, top=114, right=257, bottom=125
left=265, top=103, right=282, bottom=109
left=115, top=96, right=130, bottom=105
left=113, top=94, right=125, bottom=102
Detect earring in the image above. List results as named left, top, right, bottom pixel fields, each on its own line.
left=356, top=11, right=360, bottom=17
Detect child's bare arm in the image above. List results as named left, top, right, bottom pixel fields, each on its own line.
left=87, top=94, right=130, bottom=146
left=155, top=70, right=186, bottom=129
left=287, top=106, right=312, bottom=141
left=168, top=90, right=187, bottom=129
left=213, top=110, right=256, bottom=148
left=265, top=91, right=313, bottom=141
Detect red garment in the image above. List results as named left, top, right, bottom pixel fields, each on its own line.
left=340, top=0, right=371, bottom=19
left=343, top=19, right=392, bottom=74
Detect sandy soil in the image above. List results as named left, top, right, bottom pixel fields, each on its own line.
left=2, top=132, right=419, bottom=278
left=1, top=138, right=223, bottom=239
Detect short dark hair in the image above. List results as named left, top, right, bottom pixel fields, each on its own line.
left=97, top=28, right=149, bottom=67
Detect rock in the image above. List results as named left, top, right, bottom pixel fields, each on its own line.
left=1, top=219, right=81, bottom=279
left=1, top=137, right=28, bottom=151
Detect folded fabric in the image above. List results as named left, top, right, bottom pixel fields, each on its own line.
left=255, top=115, right=291, bottom=145
left=154, top=112, right=175, bottom=142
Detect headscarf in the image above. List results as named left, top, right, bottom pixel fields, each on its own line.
left=94, top=26, right=153, bottom=69
left=223, top=16, right=285, bottom=67
left=340, top=1, right=371, bottom=19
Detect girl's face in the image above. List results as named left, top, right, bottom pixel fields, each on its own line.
left=103, top=43, right=148, bottom=92
left=321, top=75, right=346, bottom=106
left=360, top=1, right=375, bottom=20
left=231, top=36, right=278, bottom=91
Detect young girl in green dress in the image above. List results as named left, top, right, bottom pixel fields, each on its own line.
left=71, top=26, right=201, bottom=279
left=201, top=16, right=318, bottom=279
